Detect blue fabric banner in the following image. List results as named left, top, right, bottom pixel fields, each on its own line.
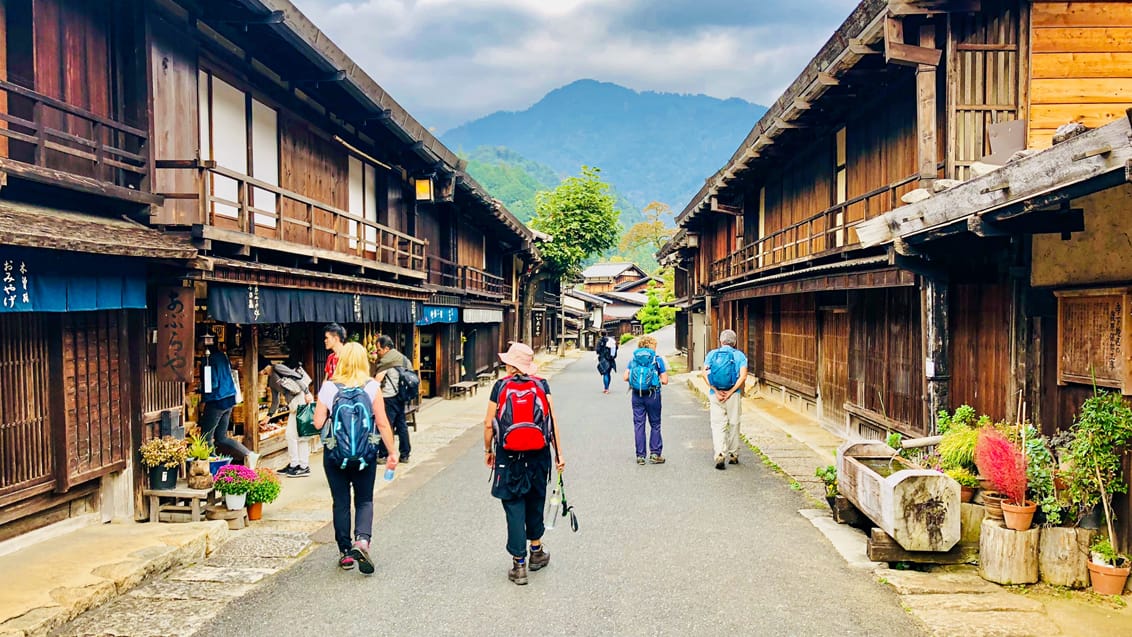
left=207, top=284, right=419, bottom=325
left=416, top=305, right=459, bottom=326
left=0, top=248, right=146, bottom=313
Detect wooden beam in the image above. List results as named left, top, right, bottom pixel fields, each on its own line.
left=967, top=209, right=1085, bottom=237
left=816, top=72, right=840, bottom=86
left=710, top=196, right=743, bottom=216
left=868, top=528, right=979, bottom=564
left=888, top=1, right=980, bottom=16
left=774, top=117, right=804, bottom=130
left=791, top=99, right=812, bottom=111
left=921, top=277, right=950, bottom=430
left=0, top=158, right=162, bottom=206
left=885, top=16, right=941, bottom=67
left=848, top=38, right=879, bottom=56
left=916, top=24, right=938, bottom=181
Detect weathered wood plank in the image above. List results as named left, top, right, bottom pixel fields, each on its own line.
left=1032, top=78, right=1132, bottom=104
left=867, top=528, right=979, bottom=564
left=979, top=518, right=1039, bottom=585
left=1030, top=103, right=1132, bottom=130
left=1032, top=27, right=1132, bottom=53
left=1032, top=52, right=1132, bottom=80
left=1031, top=2, right=1132, bottom=29
left=855, top=114, right=1132, bottom=247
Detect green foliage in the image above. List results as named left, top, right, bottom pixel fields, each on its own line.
left=945, top=466, right=980, bottom=488
left=885, top=431, right=904, bottom=452
left=462, top=146, right=559, bottom=223
left=619, top=333, right=634, bottom=345
left=635, top=288, right=677, bottom=334
left=1065, top=390, right=1132, bottom=546
left=1023, top=427, right=1062, bottom=526
left=939, top=425, right=979, bottom=472
left=1091, top=537, right=1129, bottom=566
left=815, top=465, right=838, bottom=497
left=530, top=166, right=622, bottom=278
left=187, top=433, right=215, bottom=461
left=937, top=404, right=979, bottom=435
left=246, top=468, right=282, bottom=505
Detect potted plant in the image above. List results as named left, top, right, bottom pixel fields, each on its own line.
left=1023, top=427, right=1062, bottom=526
left=245, top=467, right=282, bottom=520
left=815, top=465, right=838, bottom=509
left=976, top=427, right=1035, bottom=530
left=1065, top=390, right=1132, bottom=594
left=213, top=464, right=257, bottom=510
left=1087, top=536, right=1131, bottom=596
left=945, top=467, right=980, bottom=503
left=186, top=434, right=215, bottom=490
left=139, top=437, right=188, bottom=490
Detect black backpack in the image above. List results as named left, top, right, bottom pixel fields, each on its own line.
left=394, top=356, right=420, bottom=403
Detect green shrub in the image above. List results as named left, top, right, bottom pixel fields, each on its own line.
left=815, top=465, right=838, bottom=497
left=246, top=468, right=282, bottom=505
left=945, top=466, right=980, bottom=488
left=939, top=425, right=979, bottom=472
left=619, top=333, right=634, bottom=345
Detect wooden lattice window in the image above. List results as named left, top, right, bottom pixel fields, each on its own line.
left=1056, top=289, right=1132, bottom=392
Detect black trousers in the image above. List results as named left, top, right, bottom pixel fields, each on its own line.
left=377, top=397, right=411, bottom=458
left=501, top=481, right=547, bottom=558
left=199, top=402, right=252, bottom=462
left=323, top=454, right=376, bottom=553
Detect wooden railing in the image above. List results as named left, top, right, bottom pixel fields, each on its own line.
left=426, top=254, right=508, bottom=298
left=711, top=174, right=922, bottom=282
left=0, top=79, right=148, bottom=191
left=157, top=161, right=426, bottom=273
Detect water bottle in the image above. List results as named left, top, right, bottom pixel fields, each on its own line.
left=544, top=482, right=560, bottom=530
left=384, top=467, right=395, bottom=482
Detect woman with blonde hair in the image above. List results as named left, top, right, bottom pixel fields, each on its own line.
left=314, top=341, right=398, bottom=574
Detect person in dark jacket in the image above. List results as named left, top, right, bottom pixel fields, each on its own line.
left=484, top=342, right=565, bottom=586
left=373, top=335, right=412, bottom=463
left=199, top=333, right=257, bottom=467
left=595, top=331, right=618, bottom=394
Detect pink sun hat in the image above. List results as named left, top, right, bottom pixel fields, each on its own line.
left=498, top=341, right=538, bottom=376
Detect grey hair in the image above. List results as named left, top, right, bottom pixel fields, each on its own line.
left=719, top=329, right=738, bottom=346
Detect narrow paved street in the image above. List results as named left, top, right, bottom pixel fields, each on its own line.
left=197, top=348, right=921, bottom=637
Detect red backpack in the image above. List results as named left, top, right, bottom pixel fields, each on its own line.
left=493, top=375, right=553, bottom=452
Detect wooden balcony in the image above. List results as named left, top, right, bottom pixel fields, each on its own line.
left=710, top=174, right=922, bottom=284
left=0, top=79, right=155, bottom=205
left=426, top=254, right=509, bottom=299
left=156, top=161, right=426, bottom=279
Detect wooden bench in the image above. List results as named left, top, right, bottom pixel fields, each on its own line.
left=476, top=372, right=495, bottom=387
left=449, top=381, right=479, bottom=399
left=404, top=400, right=419, bottom=431
left=144, top=484, right=216, bottom=523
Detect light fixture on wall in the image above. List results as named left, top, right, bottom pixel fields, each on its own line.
left=415, top=176, right=434, bottom=202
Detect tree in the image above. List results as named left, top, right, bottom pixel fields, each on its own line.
left=635, top=287, right=677, bottom=334
left=530, top=166, right=622, bottom=278
left=619, top=201, right=676, bottom=255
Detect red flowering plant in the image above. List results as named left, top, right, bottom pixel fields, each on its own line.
left=213, top=464, right=258, bottom=496
left=975, top=427, right=1028, bottom=505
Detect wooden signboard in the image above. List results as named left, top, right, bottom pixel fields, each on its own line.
left=157, top=286, right=194, bottom=382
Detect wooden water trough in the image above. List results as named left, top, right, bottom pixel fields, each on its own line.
left=837, top=440, right=961, bottom=552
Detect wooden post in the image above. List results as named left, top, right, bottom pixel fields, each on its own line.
left=921, top=277, right=950, bottom=432
left=242, top=325, right=259, bottom=454
left=1039, top=527, right=1094, bottom=589
left=979, top=518, right=1039, bottom=585
left=917, top=23, right=938, bottom=182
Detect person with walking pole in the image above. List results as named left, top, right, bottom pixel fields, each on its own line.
left=702, top=329, right=749, bottom=470
left=484, top=342, right=566, bottom=585
left=623, top=334, right=668, bottom=465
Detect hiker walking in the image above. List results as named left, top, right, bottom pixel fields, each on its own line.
left=623, top=334, right=669, bottom=465
left=595, top=331, right=618, bottom=393
left=313, top=342, right=398, bottom=574
left=702, top=329, right=749, bottom=470
left=483, top=342, right=566, bottom=585
left=258, top=358, right=314, bottom=477
left=373, top=335, right=415, bottom=464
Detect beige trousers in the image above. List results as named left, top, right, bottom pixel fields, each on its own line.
left=709, top=390, right=742, bottom=457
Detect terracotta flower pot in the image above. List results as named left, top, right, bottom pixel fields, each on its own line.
left=247, top=502, right=263, bottom=521
left=982, top=492, right=1005, bottom=520
left=960, top=486, right=975, bottom=503
left=1087, top=560, right=1131, bottom=596
left=1001, top=500, right=1038, bottom=531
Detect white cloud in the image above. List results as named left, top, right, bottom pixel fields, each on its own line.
left=294, top=0, right=858, bottom=131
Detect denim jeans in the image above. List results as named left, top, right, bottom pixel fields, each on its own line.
left=631, top=390, right=663, bottom=457
left=323, top=454, right=376, bottom=553
left=601, top=372, right=612, bottom=390
left=377, top=397, right=411, bottom=458
left=199, top=402, right=252, bottom=462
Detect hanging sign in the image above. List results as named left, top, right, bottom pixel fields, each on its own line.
left=1, top=257, right=31, bottom=311
left=157, top=287, right=195, bottom=382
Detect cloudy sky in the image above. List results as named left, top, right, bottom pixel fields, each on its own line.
left=292, top=0, right=860, bottom=133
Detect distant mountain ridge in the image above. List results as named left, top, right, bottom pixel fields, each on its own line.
left=443, top=80, right=767, bottom=220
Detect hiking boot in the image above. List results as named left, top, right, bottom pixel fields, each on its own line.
left=529, top=546, right=550, bottom=571
left=728, top=453, right=739, bottom=465
left=338, top=552, right=356, bottom=570
left=350, top=539, right=375, bottom=575
left=508, top=560, right=528, bottom=585
left=287, top=466, right=311, bottom=478
left=715, top=454, right=726, bottom=470
left=648, top=454, right=666, bottom=464
left=636, top=456, right=646, bottom=465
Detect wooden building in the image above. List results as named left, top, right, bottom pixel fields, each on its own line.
left=0, top=0, right=539, bottom=537
left=580, top=262, right=649, bottom=294
left=662, top=0, right=1132, bottom=548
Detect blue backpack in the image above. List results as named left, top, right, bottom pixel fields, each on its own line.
left=628, top=348, right=661, bottom=391
left=706, top=349, right=739, bottom=390
left=324, top=384, right=378, bottom=469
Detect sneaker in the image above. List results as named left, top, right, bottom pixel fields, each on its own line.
left=728, top=454, right=739, bottom=465
left=400, top=455, right=410, bottom=464
left=278, top=465, right=296, bottom=476
left=508, top=559, right=528, bottom=585
left=648, top=454, right=666, bottom=464
left=350, top=540, right=375, bottom=575
left=529, top=546, right=550, bottom=571
left=715, top=454, right=726, bottom=470
left=338, top=553, right=356, bottom=570
left=636, top=457, right=646, bottom=465
left=246, top=452, right=260, bottom=468
left=287, top=466, right=311, bottom=478
left=377, top=454, right=388, bottom=463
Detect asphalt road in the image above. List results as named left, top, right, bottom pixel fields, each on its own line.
left=199, top=343, right=922, bottom=637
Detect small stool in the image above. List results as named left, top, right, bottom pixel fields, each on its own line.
left=205, top=503, right=249, bottom=530
left=404, top=402, right=419, bottom=432
left=144, top=485, right=215, bottom=523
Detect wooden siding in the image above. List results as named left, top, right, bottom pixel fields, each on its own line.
left=61, top=311, right=129, bottom=487
left=1030, top=2, right=1132, bottom=149
left=760, top=294, right=817, bottom=395
left=844, top=79, right=919, bottom=236
left=948, top=0, right=1024, bottom=180
left=0, top=313, right=53, bottom=506
left=849, top=288, right=925, bottom=435
left=279, top=112, right=349, bottom=250
left=819, top=309, right=850, bottom=425
left=950, top=282, right=1012, bottom=421
left=457, top=221, right=485, bottom=269
left=149, top=11, right=199, bottom=225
